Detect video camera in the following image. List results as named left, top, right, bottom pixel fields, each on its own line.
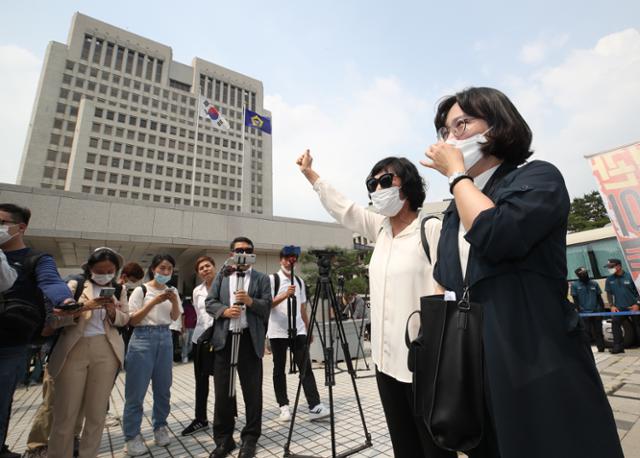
left=282, top=245, right=301, bottom=258
left=228, top=252, right=256, bottom=269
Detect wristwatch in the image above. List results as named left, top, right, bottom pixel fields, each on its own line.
left=448, top=171, right=473, bottom=193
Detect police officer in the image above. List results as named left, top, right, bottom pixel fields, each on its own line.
left=571, top=267, right=605, bottom=352
left=604, top=258, right=640, bottom=354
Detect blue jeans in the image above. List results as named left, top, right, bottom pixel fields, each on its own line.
left=181, top=328, right=194, bottom=361
left=122, top=326, right=173, bottom=440
left=0, top=345, right=28, bottom=446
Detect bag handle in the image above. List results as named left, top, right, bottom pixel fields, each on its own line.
left=404, top=310, right=421, bottom=348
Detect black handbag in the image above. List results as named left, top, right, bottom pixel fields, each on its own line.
left=406, top=288, right=484, bottom=452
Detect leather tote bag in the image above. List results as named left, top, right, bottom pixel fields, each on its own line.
left=406, top=290, right=484, bottom=451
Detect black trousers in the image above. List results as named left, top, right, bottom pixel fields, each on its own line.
left=270, top=336, right=320, bottom=409
left=581, top=316, right=604, bottom=351
left=213, top=331, right=262, bottom=447
left=193, top=342, right=214, bottom=422
left=375, top=368, right=456, bottom=458
left=612, top=313, right=640, bottom=349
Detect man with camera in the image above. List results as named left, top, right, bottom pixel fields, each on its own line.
left=205, top=237, right=271, bottom=458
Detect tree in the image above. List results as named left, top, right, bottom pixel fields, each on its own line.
left=567, top=191, right=610, bottom=232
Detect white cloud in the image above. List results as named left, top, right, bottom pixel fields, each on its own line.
left=0, top=45, right=41, bottom=184
left=510, top=28, right=640, bottom=198
left=266, top=77, right=432, bottom=221
left=519, top=33, right=569, bottom=64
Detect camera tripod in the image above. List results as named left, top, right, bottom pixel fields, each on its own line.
left=283, top=251, right=372, bottom=458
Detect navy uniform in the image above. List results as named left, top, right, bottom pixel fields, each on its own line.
left=571, top=267, right=604, bottom=352
left=604, top=258, right=640, bottom=353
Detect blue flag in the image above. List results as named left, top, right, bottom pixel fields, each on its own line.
left=244, top=109, right=272, bottom=135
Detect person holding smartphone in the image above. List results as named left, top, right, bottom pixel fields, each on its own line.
left=122, top=254, right=182, bottom=456
left=47, top=247, right=129, bottom=458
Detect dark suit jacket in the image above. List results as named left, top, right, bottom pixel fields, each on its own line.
left=434, top=160, right=623, bottom=458
left=205, top=269, right=271, bottom=359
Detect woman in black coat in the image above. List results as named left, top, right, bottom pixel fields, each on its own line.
left=421, top=87, right=623, bottom=458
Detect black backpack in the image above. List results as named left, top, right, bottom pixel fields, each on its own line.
left=0, top=251, right=47, bottom=343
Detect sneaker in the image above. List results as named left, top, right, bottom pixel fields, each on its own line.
left=278, top=405, right=291, bottom=423
left=104, top=411, right=121, bottom=427
left=154, top=426, right=171, bottom=447
left=181, top=419, right=209, bottom=436
left=309, top=403, right=331, bottom=421
left=124, top=435, right=147, bottom=456
left=22, top=446, right=48, bottom=458
left=182, top=356, right=188, bottom=363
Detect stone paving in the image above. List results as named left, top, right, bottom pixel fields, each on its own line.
left=5, top=347, right=640, bottom=457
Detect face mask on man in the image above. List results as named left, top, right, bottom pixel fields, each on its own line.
left=608, top=267, right=617, bottom=275
left=91, top=273, right=115, bottom=286
left=0, top=225, right=17, bottom=245
left=370, top=186, right=405, bottom=217
left=445, top=130, right=491, bottom=172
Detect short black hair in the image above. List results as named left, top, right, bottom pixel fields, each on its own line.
left=434, top=87, right=533, bottom=165
left=230, top=236, right=254, bottom=251
left=148, top=253, right=176, bottom=278
left=0, top=203, right=31, bottom=225
left=368, top=157, right=426, bottom=211
left=574, top=267, right=586, bottom=276
left=84, top=247, right=122, bottom=277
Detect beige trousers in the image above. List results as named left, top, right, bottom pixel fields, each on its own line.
left=48, top=335, right=119, bottom=458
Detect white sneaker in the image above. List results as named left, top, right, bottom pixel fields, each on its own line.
left=309, top=403, right=331, bottom=421
left=182, top=357, right=188, bottom=363
left=154, top=426, right=171, bottom=447
left=104, top=411, right=120, bottom=427
left=278, top=405, right=291, bottom=423
left=124, top=435, right=147, bottom=456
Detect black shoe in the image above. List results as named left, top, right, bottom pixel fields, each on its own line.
left=0, top=444, right=20, bottom=458
left=610, top=347, right=625, bottom=354
left=209, top=441, right=236, bottom=458
left=597, top=347, right=605, bottom=352
left=238, top=443, right=257, bottom=458
left=181, top=419, right=209, bottom=436
left=73, top=436, right=80, bottom=457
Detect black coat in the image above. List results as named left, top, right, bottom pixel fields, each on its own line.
left=434, top=161, right=623, bottom=458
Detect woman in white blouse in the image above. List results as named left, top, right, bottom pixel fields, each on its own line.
left=122, top=254, right=182, bottom=457
left=296, top=150, right=452, bottom=458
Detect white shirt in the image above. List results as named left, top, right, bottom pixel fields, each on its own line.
left=313, top=178, right=442, bottom=383
left=0, top=250, right=17, bottom=292
left=457, top=165, right=500, bottom=279
left=129, top=283, right=183, bottom=326
left=192, top=282, right=214, bottom=343
left=267, top=270, right=308, bottom=339
left=83, top=283, right=107, bottom=337
left=228, top=268, right=251, bottom=330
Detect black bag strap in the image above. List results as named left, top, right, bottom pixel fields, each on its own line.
left=405, top=310, right=421, bottom=348
left=271, top=272, right=301, bottom=296
left=420, top=215, right=440, bottom=264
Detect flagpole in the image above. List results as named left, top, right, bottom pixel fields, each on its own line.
left=190, top=96, right=201, bottom=206
left=241, top=102, right=246, bottom=213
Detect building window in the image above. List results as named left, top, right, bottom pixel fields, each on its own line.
left=81, top=35, right=92, bottom=60
left=83, top=169, right=93, bottom=180
left=93, top=39, right=103, bottom=64
left=104, top=42, right=114, bottom=67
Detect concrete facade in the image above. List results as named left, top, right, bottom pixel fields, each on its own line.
left=0, top=183, right=352, bottom=294
left=19, top=12, right=272, bottom=216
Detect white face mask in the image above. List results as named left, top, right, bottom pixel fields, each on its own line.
left=92, top=272, right=115, bottom=286
left=125, top=280, right=142, bottom=289
left=446, top=132, right=490, bottom=172
left=370, top=186, right=405, bottom=217
left=608, top=268, right=617, bottom=275
left=0, top=225, right=17, bottom=245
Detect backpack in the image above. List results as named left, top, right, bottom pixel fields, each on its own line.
left=0, top=251, right=47, bottom=343
left=271, top=272, right=302, bottom=298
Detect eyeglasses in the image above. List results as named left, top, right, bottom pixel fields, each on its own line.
left=366, top=172, right=395, bottom=193
left=0, top=219, right=18, bottom=226
left=233, top=247, right=254, bottom=254
left=437, top=117, right=478, bottom=141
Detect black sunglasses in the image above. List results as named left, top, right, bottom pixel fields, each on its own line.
left=366, top=172, right=395, bottom=193
left=233, top=247, right=254, bottom=254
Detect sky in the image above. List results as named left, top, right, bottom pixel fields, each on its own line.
left=1, top=1, right=639, bottom=221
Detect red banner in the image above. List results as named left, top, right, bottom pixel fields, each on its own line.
left=588, top=142, right=640, bottom=288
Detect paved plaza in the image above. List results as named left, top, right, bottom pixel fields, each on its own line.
left=5, top=347, right=640, bottom=457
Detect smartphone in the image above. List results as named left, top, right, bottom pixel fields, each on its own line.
left=99, top=287, right=116, bottom=298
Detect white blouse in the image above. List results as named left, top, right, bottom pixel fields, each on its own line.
left=192, top=282, right=214, bottom=343
left=128, top=283, right=182, bottom=326
left=313, top=178, right=441, bottom=383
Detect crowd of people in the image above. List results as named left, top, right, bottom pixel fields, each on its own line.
left=0, top=86, right=629, bottom=458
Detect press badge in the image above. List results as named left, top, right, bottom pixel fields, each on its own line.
left=444, top=291, right=457, bottom=301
